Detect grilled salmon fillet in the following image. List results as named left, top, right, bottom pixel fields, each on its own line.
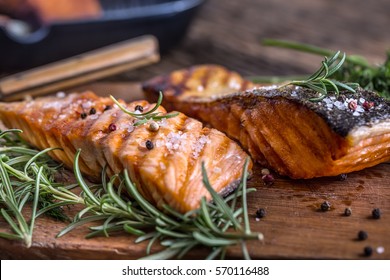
left=0, top=91, right=251, bottom=213
left=143, top=64, right=257, bottom=112
left=142, top=64, right=390, bottom=179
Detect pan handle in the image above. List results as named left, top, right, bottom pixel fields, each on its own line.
left=0, top=35, right=160, bottom=101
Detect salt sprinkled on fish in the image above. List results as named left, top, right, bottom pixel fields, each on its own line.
left=0, top=91, right=252, bottom=213
left=142, top=64, right=390, bottom=179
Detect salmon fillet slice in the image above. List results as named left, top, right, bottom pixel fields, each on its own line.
left=0, top=91, right=252, bottom=213
left=142, top=64, right=390, bottom=179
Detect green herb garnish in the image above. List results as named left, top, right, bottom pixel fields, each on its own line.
left=56, top=150, right=262, bottom=259
left=276, top=51, right=359, bottom=101
left=0, top=130, right=80, bottom=247
left=0, top=129, right=262, bottom=259
left=110, top=91, right=179, bottom=126
left=255, top=39, right=390, bottom=100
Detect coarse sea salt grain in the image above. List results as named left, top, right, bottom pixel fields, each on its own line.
left=213, top=167, right=222, bottom=173
left=90, top=114, right=99, bottom=120
left=158, top=118, right=168, bottom=128
left=127, top=126, right=134, bottom=133
left=82, top=101, right=92, bottom=109
left=118, top=123, right=134, bottom=133
left=155, top=139, right=164, bottom=148
left=165, top=131, right=187, bottom=153
left=377, top=246, right=385, bottom=254
left=192, top=135, right=210, bottom=158
left=353, top=111, right=360, bottom=117
left=334, top=101, right=345, bottom=110
left=322, top=97, right=338, bottom=111
left=356, top=105, right=365, bottom=113
left=165, top=142, right=173, bottom=150
left=56, top=91, right=66, bottom=98
left=228, top=79, right=242, bottom=90
left=261, top=84, right=278, bottom=90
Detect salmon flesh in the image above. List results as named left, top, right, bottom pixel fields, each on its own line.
left=0, top=91, right=251, bottom=213
left=142, top=65, right=390, bottom=179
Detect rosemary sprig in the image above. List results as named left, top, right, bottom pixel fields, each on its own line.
left=110, top=91, right=179, bottom=126
left=56, top=150, right=262, bottom=259
left=274, top=51, right=359, bottom=101
left=257, top=39, right=390, bottom=100
left=0, top=130, right=81, bottom=246
left=1, top=129, right=262, bottom=258
left=262, top=39, right=372, bottom=68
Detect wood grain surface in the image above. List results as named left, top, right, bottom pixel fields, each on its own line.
left=1, top=84, right=389, bottom=260
left=1, top=0, right=390, bottom=260
left=0, top=162, right=389, bottom=260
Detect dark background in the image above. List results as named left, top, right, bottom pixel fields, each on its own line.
left=1, top=0, right=390, bottom=81
left=125, top=0, right=390, bottom=81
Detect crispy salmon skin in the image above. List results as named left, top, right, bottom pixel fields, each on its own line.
left=143, top=65, right=390, bottom=179
left=0, top=91, right=252, bottom=213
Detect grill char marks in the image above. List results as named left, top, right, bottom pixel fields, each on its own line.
left=142, top=64, right=390, bottom=179
left=189, top=95, right=347, bottom=178
left=0, top=91, right=251, bottom=213
left=143, top=64, right=256, bottom=111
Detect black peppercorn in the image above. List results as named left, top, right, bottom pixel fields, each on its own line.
left=320, top=201, right=331, bottom=211
left=80, top=112, right=87, bottom=119
left=89, top=108, right=96, bottom=115
left=344, top=207, right=352, bottom=216
left=135, top=105, right=144, bottom=112
left=104, top=105, right=112, bottom=111
left=363, top=246, right=373, bottom=257
left=145, top=140, right=154, bottom=150
left=372, top=208, right=381, bottom=219
left=358, top=230, right=368, bottom=241
left=339, top=173, right=348, bottom=181
left=255, top=208, right=266, bottom=219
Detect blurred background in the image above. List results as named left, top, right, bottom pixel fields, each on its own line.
left=1, top=0, right=389, bottom=80
left=132, top=0, right=390, bottom=79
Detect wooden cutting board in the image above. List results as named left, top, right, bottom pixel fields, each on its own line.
left=0, top=83, right=389, bottom=260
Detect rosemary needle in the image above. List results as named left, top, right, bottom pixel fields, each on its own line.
left=276, top=51, right=359, bottom=101
left=110, top=91, right=179, bottom=126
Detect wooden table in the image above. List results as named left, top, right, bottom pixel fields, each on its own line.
left=1, top=0, right=389, bottom=260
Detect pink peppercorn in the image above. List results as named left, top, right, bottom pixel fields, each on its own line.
left=348, top=100, right=358, bottom=111
left=262, top=174, right=274, bottom=186
left=108, top=123, right=117, bottom=132
left=362, top=101, right=374, bottom=111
